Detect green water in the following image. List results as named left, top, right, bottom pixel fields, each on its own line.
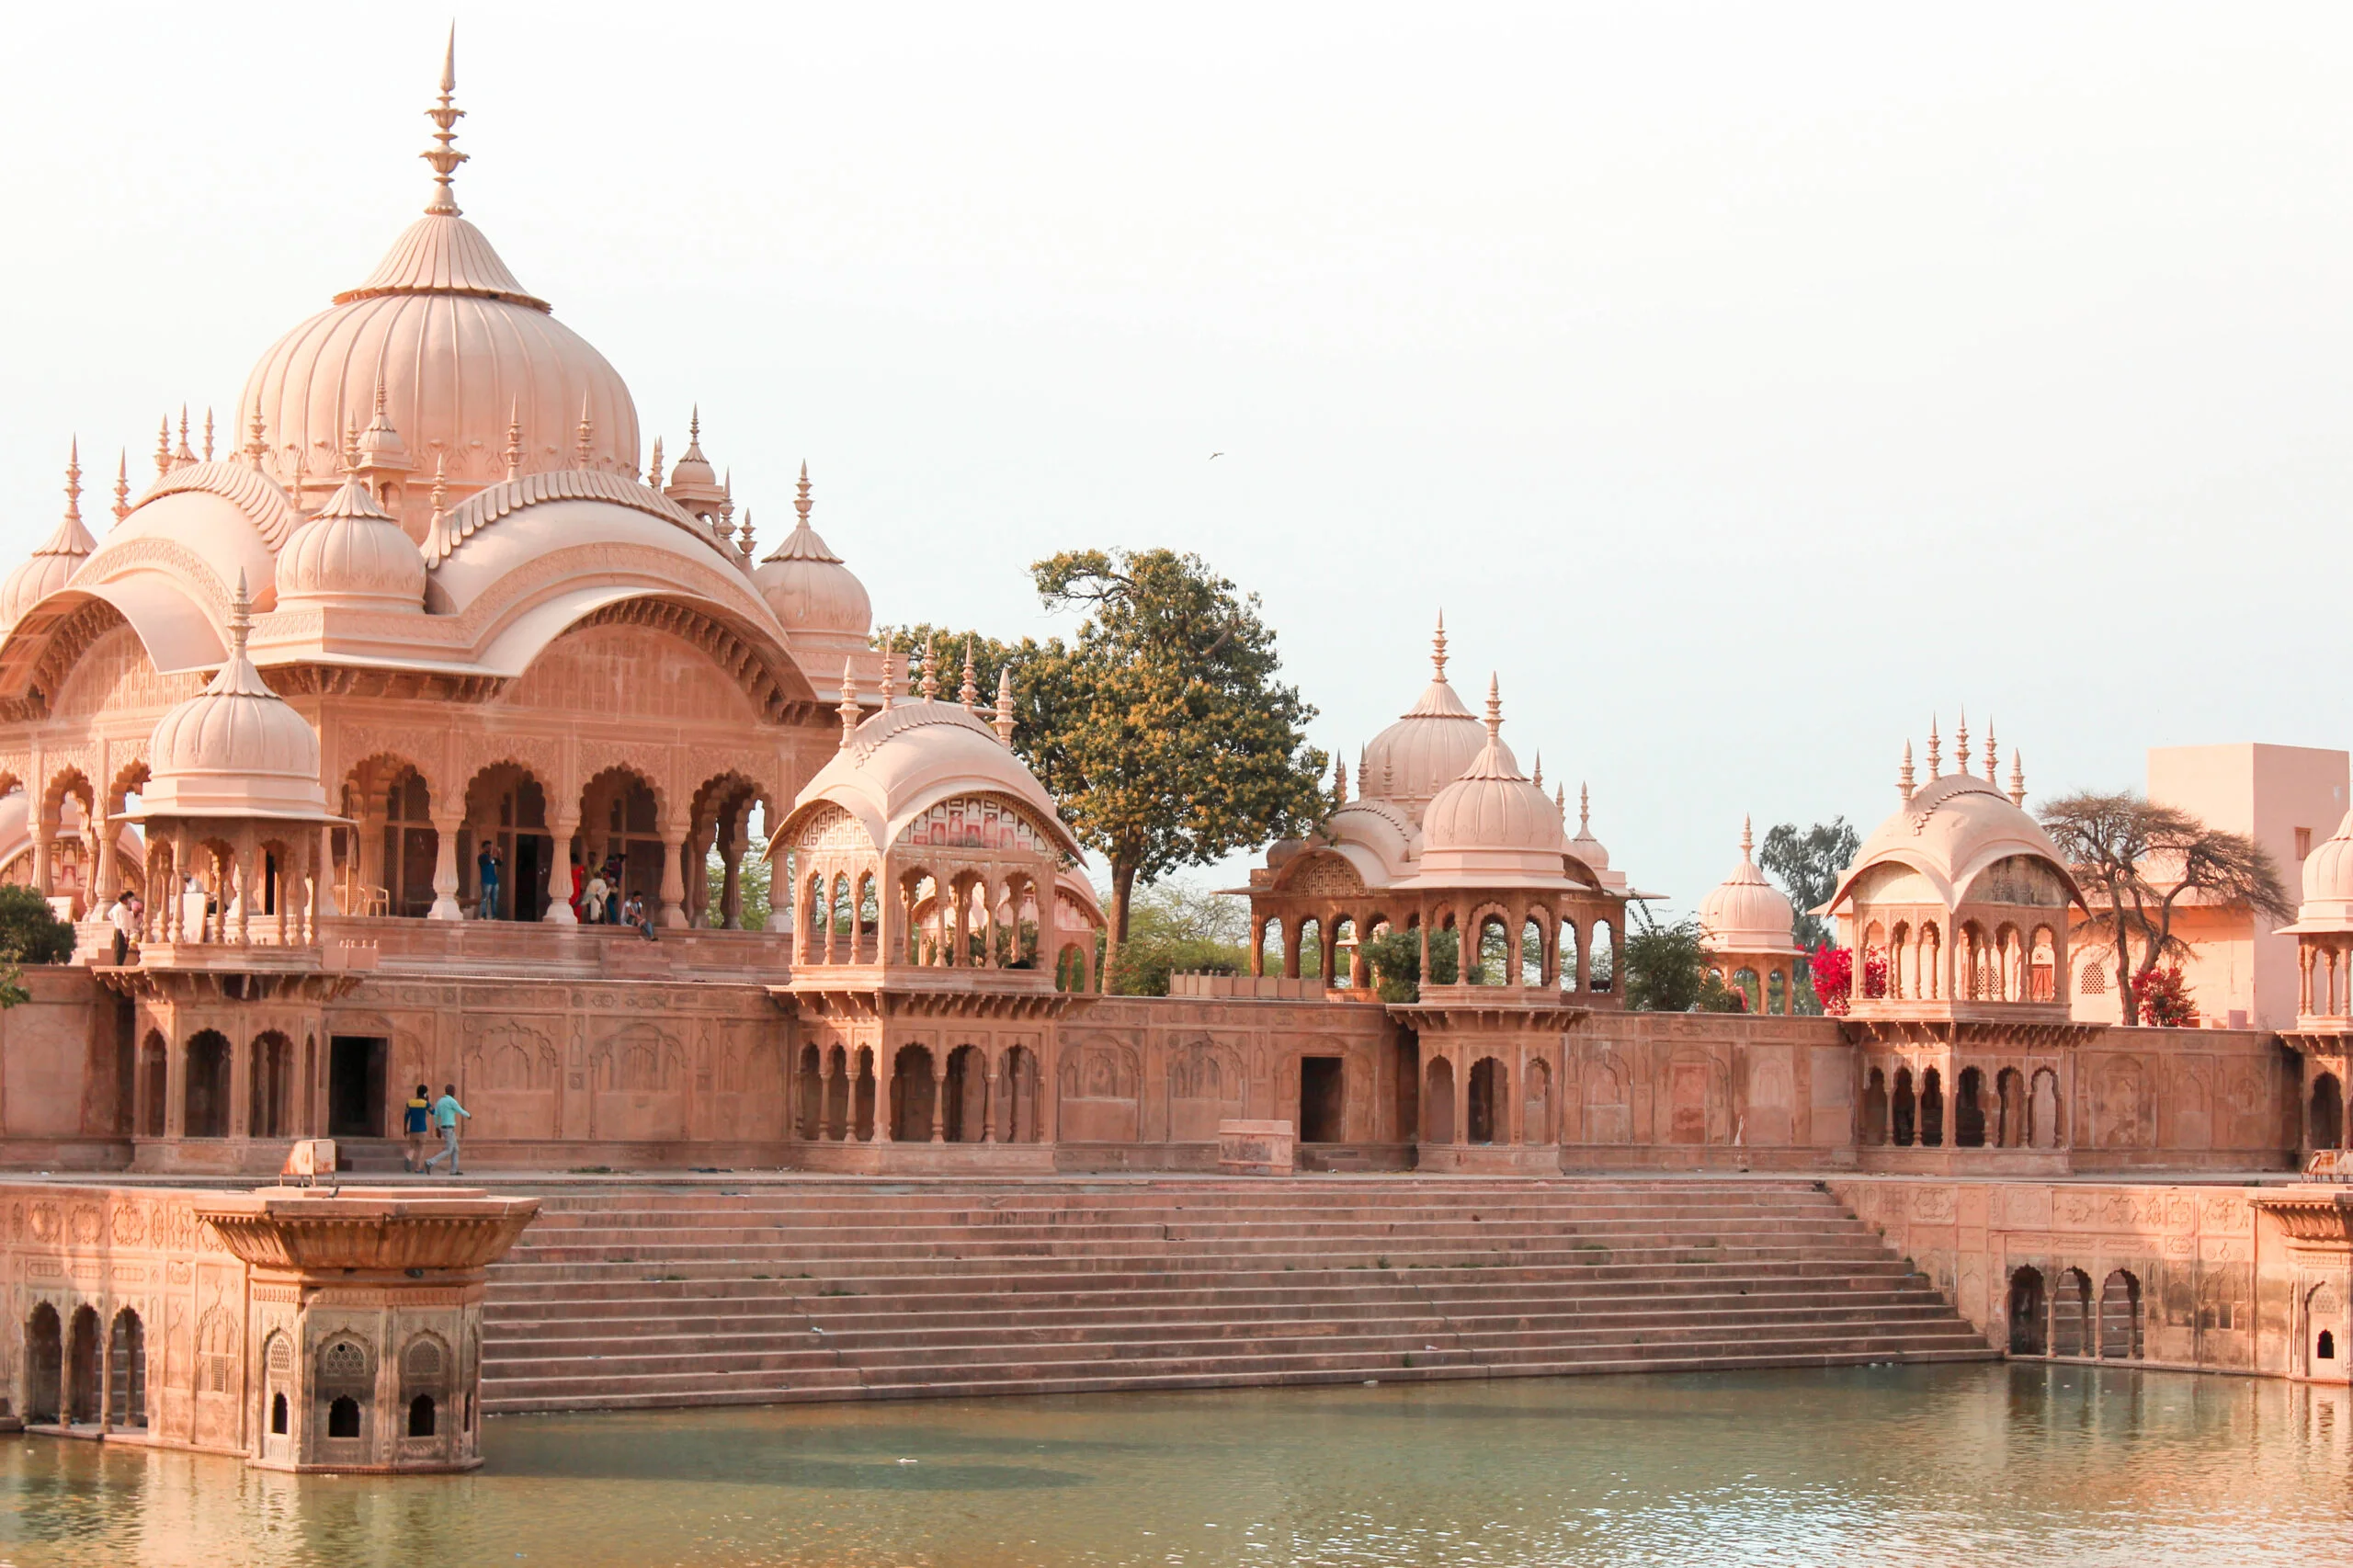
left=3, top=1364, right=2349, bottom=1567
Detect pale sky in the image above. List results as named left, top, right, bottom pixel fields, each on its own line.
left=4, top=4, right=2347, bottom=914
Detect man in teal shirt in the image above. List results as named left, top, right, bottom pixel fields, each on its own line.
left=422, top=1084, right=472, bottom=1176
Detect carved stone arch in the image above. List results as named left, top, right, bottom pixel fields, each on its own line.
left=339, top=748, right=445, bottom=815
left=575, top=751, right=676, bottom=828
left=499, top=609, right=767, bottom=726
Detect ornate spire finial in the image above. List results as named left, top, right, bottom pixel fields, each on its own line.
left=429, top=455, right=449, bottom=519
left=1555, top=781, right=1566, bottom=817
left=1333, top=754, right=1349, bottom=804
left=1898, top=739, right=1915, bottom=802
left=645, top=437, right=664, bottom=492
left=176, top=406, right=195, bottom=466
left=1482, top=673, right=1502, bottom=744
left=877, top=630, right=897, bottom=711
left=202, top=408, right=215, bottom=463
left=2008, top=749, right=2027, bottom=809
left=228, top=570, right=253, bottom=659
left=503, top=399, right=522, bottom=482
left=719, top=470, right=734, bottom=526
left=154, top=416, right=172, bottom=479
left=994, top=665, right=1016, bottom=744
left=1926, top=715, right=1942, bottom=778
left=342, top=415, right=360, bottom=475
left=737, top=508, right=756, bottom=558
left=1532, top=750, right=1543, bottom=788
left=960, top=636, right=979, bottom=708
left=1984, top=717, right=2000, bottom=784
left=919, top=634, right=939, bottom=700
left=836, top=659, right=861, bottom=750
left=1740, top=814, right=1754, bottom=861
left=244, top=406, right=267, bottom=467
left=1956, top=705, right=1972, bottom=777
left=1432, top=610, right=1449, bottom=682
left=688, top=404, right=701, bottom=443
left=423, top=25, right=468, bottom=216
left=63, top=437, right=82, bottom=525
left=796, top=460, right=813, bottom=524
left=574, top=392, right=596, bottom=468
left=112, top=450, right=130, bottom=524
left=1579, top=782, right=1591, bottom=835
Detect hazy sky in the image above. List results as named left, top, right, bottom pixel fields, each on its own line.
left=4, top=4, right=2347, bottom=912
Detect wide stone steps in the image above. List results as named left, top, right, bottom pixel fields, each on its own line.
left=476, top=1177, right=1989, bottom=1414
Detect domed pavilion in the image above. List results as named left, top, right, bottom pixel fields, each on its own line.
left=1697, top=819, right=1802, bottom=1014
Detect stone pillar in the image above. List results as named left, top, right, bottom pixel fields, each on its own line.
left=165, top=1034, right=188, bottom=1139
left=31, top=826, right=51, bottom=899
left=543, top=815, right=579, bottom=925
left=870, top=1049, right=891, bottom=1143
left=931, top=1056, right=948, bottom=1143
left=426, top=814, right=463, bottom=921
left=816, top=1054, right=835, bottom=1140
left=720, top=823, right=745, bottom=931
left=981, top=1053, right=998, bottom=1143
left=1452, top=1052, right=1470, bottom=1148
left=95, top=817, right=119, bottom=904
left=657, top=827, right=688, bottom=929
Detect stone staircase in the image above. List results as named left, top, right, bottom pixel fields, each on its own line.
left=477, top=1177, right=1994, bottom=1415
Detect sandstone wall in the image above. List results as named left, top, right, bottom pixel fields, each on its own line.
left=0, top=970, right=123, bottom=1168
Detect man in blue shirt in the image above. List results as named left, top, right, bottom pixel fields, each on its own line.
left=476, top=844, right=502, bottom=920
left=402, top=1083, right=433, bottom=1172
left=421, top=1084, right=472, bottom=1176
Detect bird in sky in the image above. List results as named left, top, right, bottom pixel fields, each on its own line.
left=1210, top=451, right=1223, bottom=460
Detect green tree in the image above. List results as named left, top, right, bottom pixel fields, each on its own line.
left=702, top=846, right=772, bottom=931
left=0, top=885, right=74, bottom=966
left=1624, top=909, right=1745, bottom=1013
left=1358, top=927, right=1458, bottom=1003
left=1095, top=879, right=1251, bottom=996
left=1758, top=817, right=1859, bottom=950
left=2039, top=790, right=2295, bottom=1025
left=892, top=550, right=1328, bottom=988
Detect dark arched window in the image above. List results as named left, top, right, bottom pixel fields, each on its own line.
left=328, top=1396, right=361, bottom=1438
left=408, top=1394, right=437, bottom=1437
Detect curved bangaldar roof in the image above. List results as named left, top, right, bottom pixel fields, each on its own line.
left=1358, top=615, right=1484, bottom=818
left=770, top=653, right=1084, bottom=864
left=1824, top=747, right=2083, bottom=916
left=1699, top=818, right=1800, bottom=956
left=237, top=38, right=639, bottom=511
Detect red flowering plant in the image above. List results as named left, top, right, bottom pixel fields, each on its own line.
left=1808, top=944, right=1855, bottom=1015
left=2132, top=965, right=2198, bottom=1028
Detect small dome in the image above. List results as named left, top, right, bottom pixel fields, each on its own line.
left=754, top=466, right=870, bottom=637
left=2294, top=810, right=2353, bottom=930
left=3, top=444, right=98, bottom=630
left=1415, top=677, right=1567, bottom=883
left=142, top=583, right=327, bottom=820
left=1564, top=781, right=1612, bottom=874
left=661, top=411, right=727, bottom=517
left=277, top=479, right=427, bottom=611
left=1359, top=616, right=1484, bottom=816
left=1699, top=818, right=1799, bottom=955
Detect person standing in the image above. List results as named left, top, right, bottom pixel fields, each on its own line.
left=476, top=843, right=502, bottom=920
left=107, top=889, right=138, bottom=966
left=402, top=1083, right=434, bottom=1172
left=422, top=1084, right=472, bottom=1176
left=582, top=866, right=609, bottom=925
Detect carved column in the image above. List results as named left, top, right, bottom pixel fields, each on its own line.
left=719, top=817, right=745, bottom=931
left=657, top=826, right=688, bottom=929
left=931, top=1055, right=948, bottom=1142
left=816, top=1053, right=835, bottom=1140
left=1452, top=1051, right=1470, bottom=1148
left=543, top=813, right=579, bottom=925
left=981, top=1051, right=998, bottom=1143
left=871, top=1046, right=892, bottom=1142
left=426, top=813, right=463, bottom=921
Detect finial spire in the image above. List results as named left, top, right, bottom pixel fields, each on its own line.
left=202, top=408, right=215, bottom=463
left=228, top=570, right=253, bottom=660
left=1740, top=814, right=1754, bottom=861
left=574, top=392, right=596, bottom=468
left=244, top=406, right=267, bottom=468
left=342, top=415, right=360, bottom=475
left=736, top=507, right=756, bottom=559
left=919, top=634, right=939, bottom=700
left=644, top=437, right=664, bottom=491
left=1956, top=705, right=1972, bottom=777
left=688, top=405, right=701, bottom=443
left=1483, top=673, right=1501, bottom=743
left=1333, top=754, right=1349, bottom=804
left=1431, top=611, right=1449, bottom=682
left=1554, top=781, right=1566, bottom=818
left=1532, top=750, right=1542, bottom=789
left=959, top=636, right=979, bottom=708
left=1578, top=782, right=1591, bottom=835
left=994, top=665, right=1017, bottom=744
left=2008, top=749, right=2027, bottom=808
left=1984, top=717, right=2000, bottom=784
left=1926, top=715, right=1942, bottom=779
left=423, top=25, right=468, bottom=216
left=1898, top=739, right=1915, bottom=802
left=836, top=659, right=860, bottom=750
left=153, top=416, right=172, bottom=479
left=112, top=450, right=130, bottom=525
left=176, top=406, right=195, bottom=466
left=794, top=460, right=813, bottom=526
left=503, top=399, right=522, bottom=482
left=63, top=437, right=82, bottom=525
left=876, top=631, right=897, bottom=711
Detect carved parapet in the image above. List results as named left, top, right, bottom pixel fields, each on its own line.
left=195, top=1187, right=539, bottom=1276
left=2252, top=1190, right=2353, bottom=1247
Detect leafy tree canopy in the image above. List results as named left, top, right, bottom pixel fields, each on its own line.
left=1758, top=818, right=1859, bottom=950
left=0, top=885, right=75, bottom=967
left=1095, top=879, right=1250, bottom=997
left=1624, top=910, right=1745, bottom=1013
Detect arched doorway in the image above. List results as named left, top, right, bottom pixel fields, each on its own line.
left=23, top=1304, right=61, bottom=1423
left=944, top=1045, right=986, bottom=1142
left=65, top=1305, right=100, bottom=1425
left=891, top=1045, right=936, bottom=1142
left=1466, top=1058, right=1505, bottom=1144
left=185, top=1031, right=232, bottom=1138
left=2098, top=1270, right=2143, bottom=1359
left=2314, top=1073, right=2345, bottom=1152
left=1424, top=1057, right=1456, bottom=1144
left=1861, top=1069, right=1889, bottom=1145
left=463, top=765, right=554, bottom=922
left=579, top=768, right=665, bottom=917
left=108, top=1309, right=146, bottom=1428
left=2052, top=1268, right=2093, bottom=1357
left=1954, top=1068, right=1986, bottom=1148
left=2007, top=1267, right=2047, bottom=1355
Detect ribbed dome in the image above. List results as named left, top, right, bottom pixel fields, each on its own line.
left=0, top=445, right=96, bottom=629
left=1416, top=679, right=1567, bottom=882
left=754, top=466, right=870, bottom=636
left=277, top=479, right=427, bottom=612
left=1699, top=819, right=1800, bottom=955
left=1360, top=618, right=1483, bottom=817
left=2294, top=810, right=2353, bottom=930
left=143, top=583, right=326, bottom=819
left=237, top=60, right=637, bottom=503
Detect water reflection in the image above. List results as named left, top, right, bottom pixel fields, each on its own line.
left=1, top=1364, right=2348, bottom=1567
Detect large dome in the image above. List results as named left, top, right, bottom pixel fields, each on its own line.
left=278, top=478, right=427, bottom=612
left=1360, top=617, right=1483, bottom=815
left=1414, top=678, right=1567, bottom=884
left=237, top=54, right=638, bottom=510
